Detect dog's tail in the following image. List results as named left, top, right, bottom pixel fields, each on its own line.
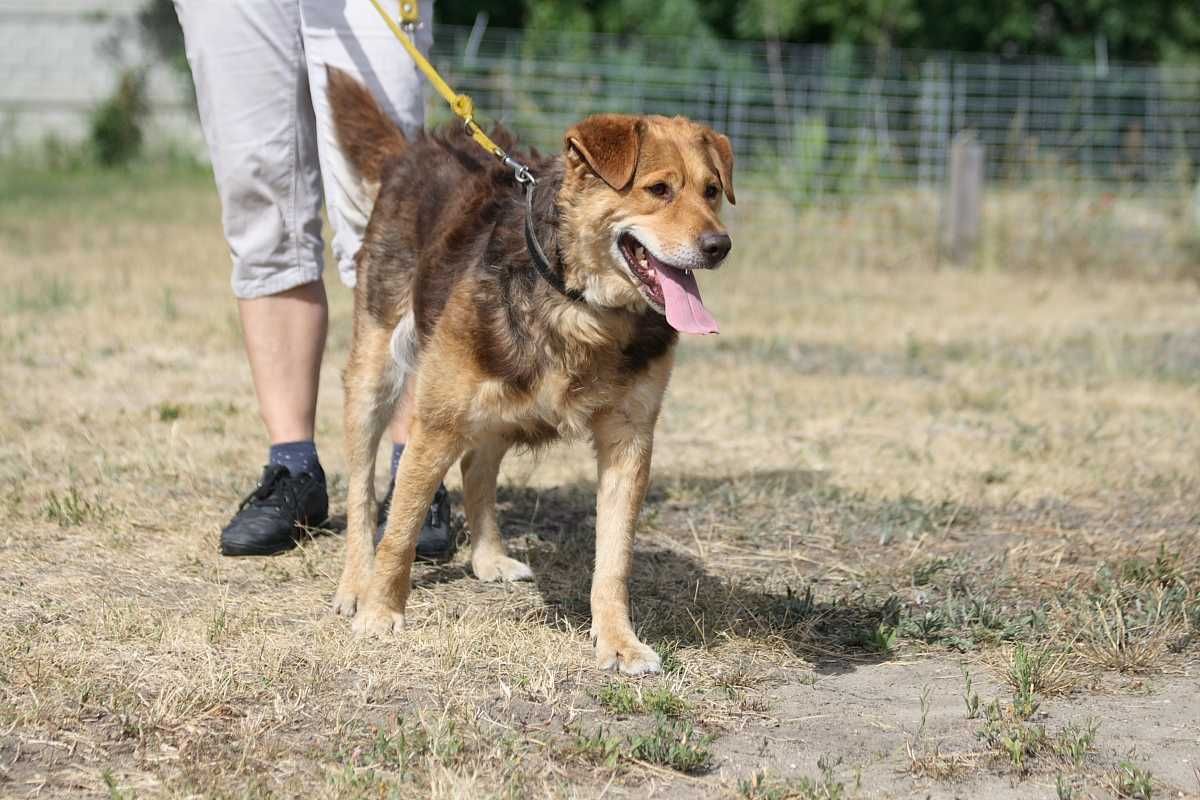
left=326, top=66, right=407, bottom=185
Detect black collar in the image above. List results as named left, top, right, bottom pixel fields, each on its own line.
left=522, top=180, right=584, bottom=303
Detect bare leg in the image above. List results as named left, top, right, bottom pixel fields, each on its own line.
left=237, top=281, right=328, bottom=443
left=389, top=385, right=413, bottom=444
left=333, top=320, right=398, bottom=616
left=461, top=437, right=532, bottom=582
left=353, top=421, right=463, bottom=637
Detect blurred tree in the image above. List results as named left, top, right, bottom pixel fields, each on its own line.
left=133, top=0, right=1200, bottom=66
left=910, top=0, right=1200, bottom=62
left=139, top=0, right=195, bottom=104
left=523, top=0, right=596, bottom=35
left=593, top=0, right=717, bottom=40
left=435, top=0, right=524, bottom=28
left=139, top=0, right=186, bottom=72
left=737, top=0, right=920, bottom=54
left=440, top=0, right=1200, bottom=64
left=518, top=0, right=716, bottom=41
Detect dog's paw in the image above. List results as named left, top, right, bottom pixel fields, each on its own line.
left=351, top=605, right=406, bottom=638
left=594, top=633, right=661, bottom=676
left=472, top=554, right=534, bottom=583
left=331, top=582, right=362, bottom=617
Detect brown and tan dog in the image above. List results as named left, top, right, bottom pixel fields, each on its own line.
left=326, top=68, right=734, bottom=674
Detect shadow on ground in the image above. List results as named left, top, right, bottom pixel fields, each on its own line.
left=413, top=468, right=924, bottom=674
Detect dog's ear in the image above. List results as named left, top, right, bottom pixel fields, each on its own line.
left=564, top=115, right=643, bottom=191
left=704, top=130, right=736, bottom=205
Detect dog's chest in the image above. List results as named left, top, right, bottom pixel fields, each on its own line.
left=472, top=358, right=628, bottom=443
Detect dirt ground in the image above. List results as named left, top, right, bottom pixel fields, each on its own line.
left=1, top=166, right=1198, bottom=798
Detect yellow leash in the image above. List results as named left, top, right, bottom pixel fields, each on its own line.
left=364, top=0, right=583, bottom=301
left=364, top=2, right=581, bottom=300
left=365, top=0, right=512, bottom=165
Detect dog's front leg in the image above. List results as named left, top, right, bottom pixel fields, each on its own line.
left=589, top=405, right=662, bottom=676
left=352, top=422, right=463, bottom=638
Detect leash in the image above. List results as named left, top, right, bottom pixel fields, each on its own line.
left=366, top=0, right=583, bottom=302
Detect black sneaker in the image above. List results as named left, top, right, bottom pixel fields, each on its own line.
left=220, top=465, right=329, bottom=556
left=375, top=483, right=453, bottom=561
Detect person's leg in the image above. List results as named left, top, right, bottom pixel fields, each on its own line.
left=388, top=404, right=411, bottom=445
left=301, top=0, right=453, bottom=559
left=175, top=0, right=330, bottom=554
left=238, top=281, right=328, bottom=445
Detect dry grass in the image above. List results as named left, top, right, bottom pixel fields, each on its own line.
left=1, top=164, right=1199, bottom=798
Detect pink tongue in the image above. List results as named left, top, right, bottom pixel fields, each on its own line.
left=656, top=263, right=719, bottom=335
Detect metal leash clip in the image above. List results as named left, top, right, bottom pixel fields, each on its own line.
left=503, top=156, right=536, bottom=187
left=398, top=1, right=420, bottom=30
left=368, top=0, right=578, bottom=301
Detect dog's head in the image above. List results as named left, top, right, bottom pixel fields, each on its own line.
left=560, top=114, right=734, bottom=334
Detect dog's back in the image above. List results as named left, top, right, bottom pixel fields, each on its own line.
left=326, top=66, right=539, bottom=341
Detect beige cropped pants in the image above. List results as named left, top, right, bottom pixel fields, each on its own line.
left=175, top=0, right=432, bottom=298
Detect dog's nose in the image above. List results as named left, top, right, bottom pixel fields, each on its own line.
left=699, top=232, right=732, bottom=265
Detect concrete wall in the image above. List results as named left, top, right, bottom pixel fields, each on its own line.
left=0, top=4, right=202, bottom=156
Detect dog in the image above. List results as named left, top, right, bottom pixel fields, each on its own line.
left=326, top=67, right=734, bottom=675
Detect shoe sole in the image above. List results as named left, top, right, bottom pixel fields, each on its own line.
left=220, top=538, right=299, bottom=557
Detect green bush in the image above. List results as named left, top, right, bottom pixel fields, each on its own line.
left=89, top=70, right=148, bottom=167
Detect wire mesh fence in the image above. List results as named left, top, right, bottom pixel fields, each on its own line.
left=429, top=25, right=1200, bottom=201
left=3, top=8, right=1199, bottom=206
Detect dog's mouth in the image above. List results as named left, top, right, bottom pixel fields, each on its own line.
left=617, top=233, right=719, bottom=335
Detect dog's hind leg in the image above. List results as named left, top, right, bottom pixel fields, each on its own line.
left=333, top=316, right=401, bottom=617
left=353, top=418, right=464, bottom=637
left=461, top=436, right=533, bottom=582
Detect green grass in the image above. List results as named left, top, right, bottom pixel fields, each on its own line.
left=43, top=487, right=104, bottom=527
left=0, top=159, right=209, bottom=206
left=627, top=715, right=712, bottom=773
left=738, top=757, right=859, bottom=800
left=570, top=725, right=623, bottom=768
left=6, top=276, right=79, bottom=314
left=1113, top=761, right=1154, bottom=799
left=571, top=715, right=712, bottom=774
left=961, top=668, right=981, bottom=719
left=595, top=681, right=688, bottom=717
left=3, top=167, right=1198, bottom=798
left=1053, top=720, right=1099, bottom=768
left=158, top=402, right=183, bottom=422
left=968, top=667, right=1100, bottom=777
left=101, top=770, right=136, bottom=800
left=653, top=639, right=683, bottom=674
left=0, top=160, right=213, bottom=228
left=1008, top=644, right=1045, bottom=720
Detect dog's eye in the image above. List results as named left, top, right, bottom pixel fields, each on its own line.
left=646, top=182, right=671, bottom=199
left=704, top=184, right=720, bottom=200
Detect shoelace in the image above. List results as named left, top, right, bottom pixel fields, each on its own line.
left=237, top=465, right=312, bottom=512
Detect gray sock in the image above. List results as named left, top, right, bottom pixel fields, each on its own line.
left=390, top=442, right=405, bottom=480
left=381, top=443, right=405, bottom=503
left=268, top=440, right=325, bottom=484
